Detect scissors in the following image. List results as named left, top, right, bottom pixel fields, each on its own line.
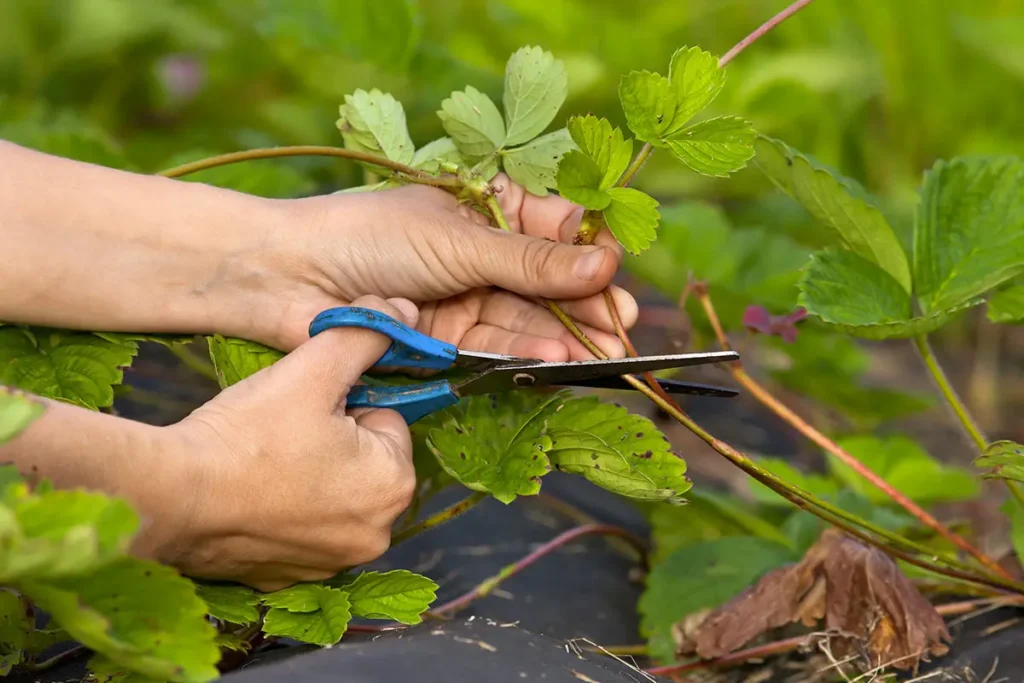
left=309, top=306, right=740, bottom=424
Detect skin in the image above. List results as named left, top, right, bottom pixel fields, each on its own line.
left=0, top=141, right=638, bottom=591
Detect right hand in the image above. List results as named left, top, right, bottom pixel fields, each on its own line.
left=150, top=295, right=418, bottom=592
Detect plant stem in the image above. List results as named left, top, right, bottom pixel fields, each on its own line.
left=24, top=645, right=87, bottom=672
left=914, top=334, right=987, bottom=451
left=156, top=145, right=461, bottom=189
left=547, top=297, right=1021, bottom=591
left=391, top=491, right=487, bottom=545
left=484, top=195, right=513, bottom=232
left=694, top=288, right=1009, bottom=579
left=428, top=524, right=646, bottom=617
left=645, top=634, right=810, bottom=678
left=603, top=283, right=679, bottom=408
left=617, top=0, right=817, bottom=190
left=718, top=0, right=817, bottom=67
left=585, top=644, right=649, bottom=657
left=537, top=492, right=646, bottom=563
left=617, top=143, right=653, bottom=188
left=166, top=342, right=219, bottom=384
left=915, top=333, right=1024, bottom=531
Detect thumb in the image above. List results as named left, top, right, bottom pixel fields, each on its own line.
left=272, top=295, right=420, bottom=410
left=464, top=227, right=618, bottom=300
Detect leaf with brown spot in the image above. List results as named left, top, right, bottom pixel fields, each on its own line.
left=676, top=529, right=950, bottom=672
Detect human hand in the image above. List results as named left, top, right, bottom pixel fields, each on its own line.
left=150, top=295, right=417, bottom=591
left=246, top=175, right=638, bottom=360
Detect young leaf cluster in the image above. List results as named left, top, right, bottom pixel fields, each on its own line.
left=619, top=46, right=756, bottom=176
left=554, top=46, right=756, bottom=256
left=755, top=137, right=1024, bottom=338
left=336, top=46, right=575, bottom=196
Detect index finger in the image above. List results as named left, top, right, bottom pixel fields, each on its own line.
left=494, top=173, right=625, bottom=260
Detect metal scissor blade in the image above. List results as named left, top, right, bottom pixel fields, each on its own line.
left=569, top=374, right=738, bottom=397
left=455, top=350, right=739, bottom=396
left=454, top=349, right=535, bottom=373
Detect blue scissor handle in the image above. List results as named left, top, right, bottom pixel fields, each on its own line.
left=347, top=382, right=460, bottom=424
left=308, top=306, right=459, bottom=371
left=308, top=306, right=463, bottom=423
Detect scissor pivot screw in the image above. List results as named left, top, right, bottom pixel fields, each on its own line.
left=512, top=373, right=536, bottom=387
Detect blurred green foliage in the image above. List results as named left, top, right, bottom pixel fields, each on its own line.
left=2, top=0, right=1022, bottom=207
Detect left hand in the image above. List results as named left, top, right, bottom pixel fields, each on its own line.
left=247, top=174, right=637, bottom=361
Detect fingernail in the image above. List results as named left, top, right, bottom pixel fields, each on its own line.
left=573, top=247, right=607, bottom=281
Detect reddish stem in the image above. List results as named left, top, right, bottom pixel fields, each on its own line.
left=718, top=0, right=818, bottom=67
left=646, top=634, right=810, bottom=678
left=428, top=525, right=646, bottom=617
left=603, top=290, right=680, bottom=409
left=692, top=285, right=1011, bottom=580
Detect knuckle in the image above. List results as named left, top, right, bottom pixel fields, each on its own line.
left=379, top=460, right=416, bottom=514
left=351, top=533, right=391, bottom=566
left=520, top=238, right=560, bottom=281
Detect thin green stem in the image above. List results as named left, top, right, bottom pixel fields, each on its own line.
left=616, top=143, right=652, bottom=188
left=695, top=287, right=1009, bottom=579
left=156, top=145, right=461, bottom=190
left=548, top=299, right=1021, bottom=591
left=483, top=195, right=512, bottom=232
left=428, top=524, right=646, bottom=617
left=915, top=333, right=1024, bottom=550
left=914, top=334, right=987, bottom=451
left=166, top=343, right=219, bottom=384
left=392, top=491, right=486, bottom=545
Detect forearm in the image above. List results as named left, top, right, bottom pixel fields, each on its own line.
left=0, top=141, right=291, bottom=341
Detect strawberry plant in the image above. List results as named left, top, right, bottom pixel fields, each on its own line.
left=3, top=2, right=1024, bottom=680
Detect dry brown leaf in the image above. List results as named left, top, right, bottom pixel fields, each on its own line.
left=673, top=529, right=950, bottom=672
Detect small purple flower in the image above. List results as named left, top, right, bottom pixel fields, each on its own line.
left=742, top=305, right=808, bottom=343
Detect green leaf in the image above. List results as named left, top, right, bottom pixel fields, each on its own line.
left=976, top=440, right=1024, bottom=484
left=619, top=71, right=677, bottom=142
left=662, top=115, right=756, bottom=177
left=829, top=435, right=979, bottom=505
left=566, top=115, right=632, bottom=190
left=618, top=46, right=725, bottom=145
left=1003, top=497, right=1024, bottom=566
left=411, top=137, right=461, bottom=173
left=336, top=89, right=415, bottom=165
left=23, top=558, right=220, bottom=682
left=0, top=590, right=28, bottom=675
left=603, top=187, right=660, bottom=255
left=195, top=584, right=260, bottom=626
left=437, top=86, right=506, bottom=158
left=0, top=328, right=137, bottom=410
left=555, top=151, right=611, bottom=210
left=206, top=335, right=284, bottom=388
left=915, top=156, right=1024, bottom=314
left=261, top=585, right=351, bottom=646
left=639, top=537, right=796, bottom=662
left=667, top=46, right=727, bottom=128
left=988, top=284, right=1024, bottom=324
left=754, top=136, right=912, bottom=293
left=502, top=46, right=568, bottom=146
left=798, top=249, right=981, bottom=339
left=332, top=570, right=437, bottom=624
left=88, top=654, right=168, bottom=682
left=501, top=128, right=576, bottom=196
left=1, top=485, right=138, bottom=582
left=799, top=249, right=912, bottom=324
left=0, top=386, right=44, bottom=445
left=426, top=391, right=561, bottom=504
left=546, top=397, right=689, bottom=503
